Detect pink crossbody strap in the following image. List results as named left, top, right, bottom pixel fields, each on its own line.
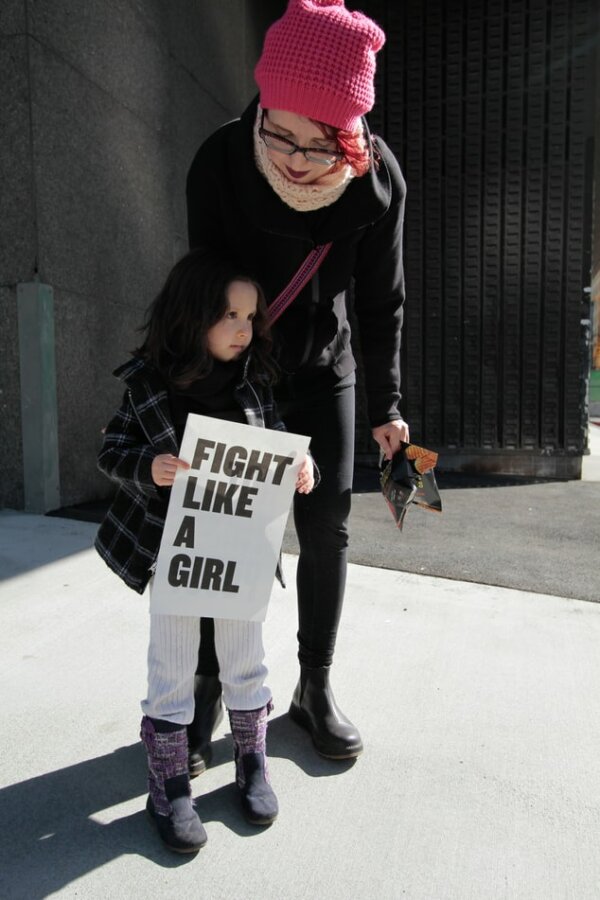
left=267, top=242, right=333, bottom=325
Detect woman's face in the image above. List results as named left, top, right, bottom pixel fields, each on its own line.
left=206, top=280, right=258, bottom=362
left=263, top=109, right=340, bottom=184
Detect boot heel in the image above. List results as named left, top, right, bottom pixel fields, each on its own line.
left=188, top=743, right=213, bottom=779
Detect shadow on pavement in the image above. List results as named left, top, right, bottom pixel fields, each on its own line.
left=265, top=713, right=358, bottom=776
left=0, top=715, right=352, bottom=898
left=200, top=713, right=356, bottom=779
left=0, top=744, right=194, bottom=899
left=0, top=512, right=98, bottom=583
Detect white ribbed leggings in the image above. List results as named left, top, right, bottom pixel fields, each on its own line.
left=141, top=613, right=271, bottom=725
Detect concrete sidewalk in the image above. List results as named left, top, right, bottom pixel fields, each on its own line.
left=286, top=421, right=600, bottom=604
left=2, top=512, right=600, bottom=899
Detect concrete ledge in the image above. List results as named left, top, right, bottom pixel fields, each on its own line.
left=356, top=448, right=584, bottom=480
left=437, top=450, right=582, bottom=480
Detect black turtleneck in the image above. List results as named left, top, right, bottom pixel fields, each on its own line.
left=168, top=357, right=246, bottom=444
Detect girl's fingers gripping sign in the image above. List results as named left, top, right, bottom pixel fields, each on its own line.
left=151, top=453, right=190, bottom=487
left=295, top=454, right=315, bottom=495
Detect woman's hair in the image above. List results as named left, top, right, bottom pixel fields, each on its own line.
left=135, top=249, right=276, bottom=387
left=263, top=107, right=374, bottom=178
left=316, top=120, right=374, bottom=178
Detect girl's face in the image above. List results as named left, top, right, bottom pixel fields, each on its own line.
left=263, top=109, right=340, bottom=184
left=206, top=280, right=258, bottom=362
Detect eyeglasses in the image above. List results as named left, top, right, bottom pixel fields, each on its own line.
left=259, top=111, right=344, bottom=167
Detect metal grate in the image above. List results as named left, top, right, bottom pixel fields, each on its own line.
left=354, top=0, right=596, bottom=471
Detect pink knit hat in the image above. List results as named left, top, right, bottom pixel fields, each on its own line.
left=254, top=0, right=385, bottom=132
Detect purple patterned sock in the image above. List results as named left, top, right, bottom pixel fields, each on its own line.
left=228, top=701, right=273, bottom=789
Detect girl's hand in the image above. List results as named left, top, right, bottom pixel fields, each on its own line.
left=372, top=419, right=410, bottom=461
left=296, top=454, right=315, bottom=494
left=151, top=454, right=190, bottom=487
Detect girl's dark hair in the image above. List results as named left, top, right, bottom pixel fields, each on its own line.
left=135, top=249, right=276, bottom=387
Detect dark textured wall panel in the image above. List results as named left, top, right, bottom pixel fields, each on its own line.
left=358, top=0, right=596, bottom=470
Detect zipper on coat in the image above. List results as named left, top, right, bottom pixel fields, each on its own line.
left=246, top=381, right=266, bottom=428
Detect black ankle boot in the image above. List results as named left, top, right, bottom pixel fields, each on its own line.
left=187, top=675, right=224, bottom=778
left=289, top=665, right=363, bottom=759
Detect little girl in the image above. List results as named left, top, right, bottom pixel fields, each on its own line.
left=95, top=249, right=314, bottom=854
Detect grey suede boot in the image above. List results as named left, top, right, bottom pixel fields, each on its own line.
left=228, top=703, right=278, bottom=826
left=140, top=716, right=207, bottom=853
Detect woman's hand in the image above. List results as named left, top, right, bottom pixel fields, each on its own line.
left=296, top=454, right=315, bottom=494
left=151, top=453, right=190, bottom=487
left=372, top=419, right=410, bottom=461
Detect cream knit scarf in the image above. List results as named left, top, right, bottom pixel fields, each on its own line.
left=253, top=105, right=355, bottom=213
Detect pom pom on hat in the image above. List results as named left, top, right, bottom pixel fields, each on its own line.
left=255, top=0, right=385, bottom=132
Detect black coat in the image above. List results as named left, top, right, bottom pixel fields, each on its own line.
left=186, top=97, right=406, bottom=428
left=95, top=356, right=286, bottom=594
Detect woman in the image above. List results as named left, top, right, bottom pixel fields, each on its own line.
left=185, top=0, right=409, bottom=766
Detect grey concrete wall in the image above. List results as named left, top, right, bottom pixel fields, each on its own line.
left=1, top=0, right=283, bottom=510
left=1, top=4, right=32, bottom=509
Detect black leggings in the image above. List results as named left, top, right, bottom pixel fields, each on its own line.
left=198, top=378, right=355, bottom=672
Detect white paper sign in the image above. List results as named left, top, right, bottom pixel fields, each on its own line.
left=151, top=414, right=310, bottom=621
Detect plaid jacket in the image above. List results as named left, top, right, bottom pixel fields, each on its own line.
left=95, top=355, right=286, bottom=594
